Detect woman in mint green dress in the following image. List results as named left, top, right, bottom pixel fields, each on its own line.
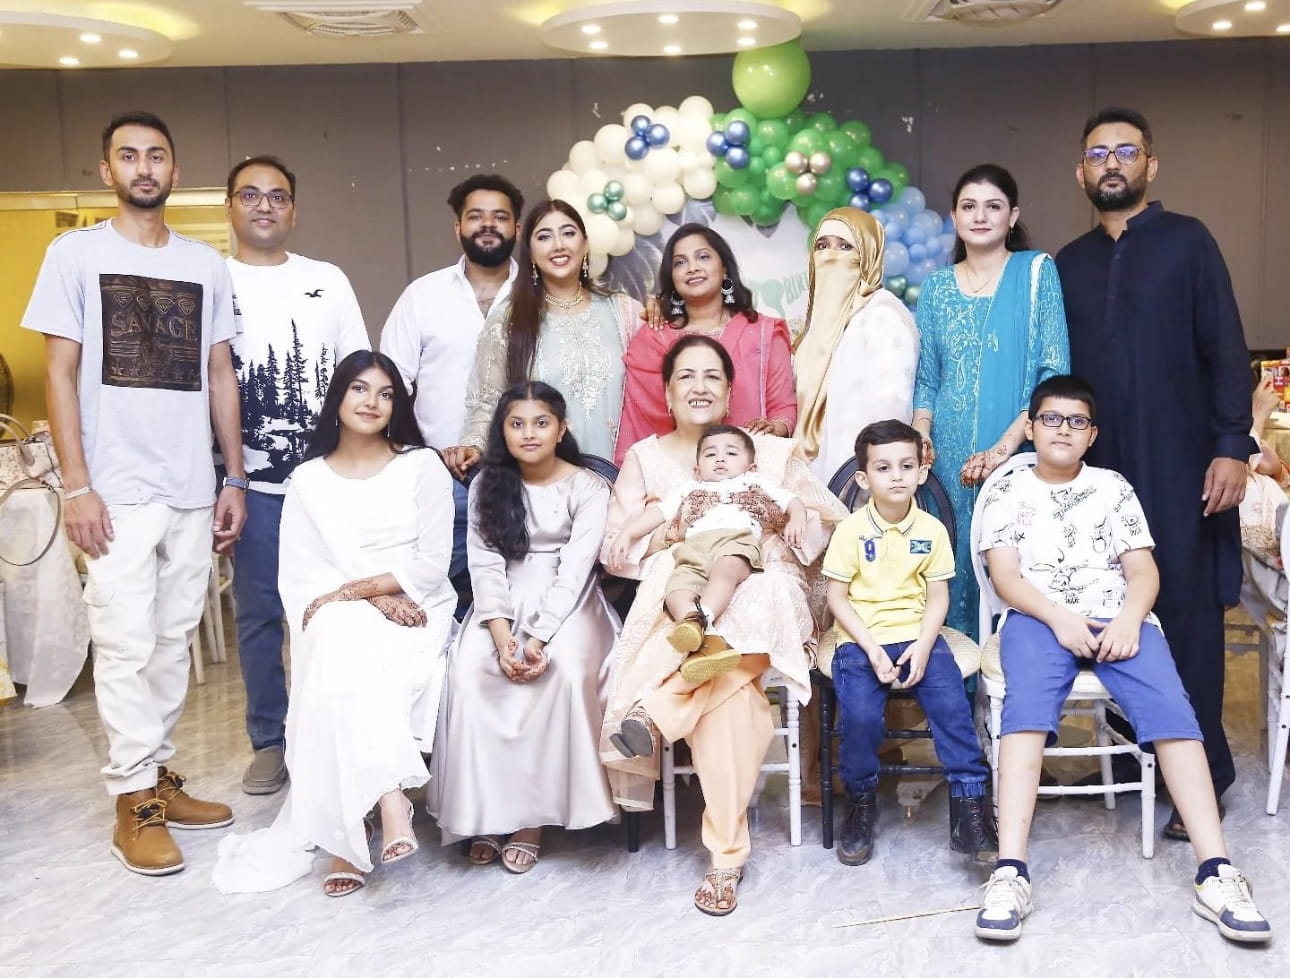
left=913, top=164, right=1070, bottom=638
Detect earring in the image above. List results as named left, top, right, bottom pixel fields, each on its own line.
left=669, top=292, right=685, bottom=316
left=582, top=255, right=590, bottom=278
left=531, top=264, right=540, bottom=286
left=721, top=278, right=735, bottom=305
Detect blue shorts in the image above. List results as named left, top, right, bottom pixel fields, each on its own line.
left=998, top=611, right=1203, bottom=747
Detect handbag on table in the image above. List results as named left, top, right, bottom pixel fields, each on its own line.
left=0, top=414, right=64, bottom=567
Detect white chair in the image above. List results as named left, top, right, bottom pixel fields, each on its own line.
left=971, top=453, right=1157, bottom=859
left=660, top=668, right=802, bottom=849
left=190, top=553, right=235, bottom=684
left=1241, top=508, right=1290, bottom=813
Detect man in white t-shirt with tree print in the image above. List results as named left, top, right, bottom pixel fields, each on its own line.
left=224, top=155, right=369, bottom=795
left=22, top=110, right=245, bottom=877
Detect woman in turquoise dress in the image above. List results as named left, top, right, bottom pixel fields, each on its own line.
left=913, top=164, right=1070, bottom=637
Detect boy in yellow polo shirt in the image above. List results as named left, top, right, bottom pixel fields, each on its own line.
left=823, top=420, right=996, bottom=866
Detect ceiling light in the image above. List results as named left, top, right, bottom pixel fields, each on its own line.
left=1245, top=1, right=1267, bottom=11
left=580, top=23, right=601, bottom=35
left=658, top=14, right=679, bottom=25
left=118, top=48, right=139, bottom=59
left=1278, top=22, right=1290, bottom=32
left=736, top=35, right=756, bottom=47
left=542, top=2, right=801, bottom=58
left=737, top=18, right=757, bottom=30
left=58, top=56, right=79, bottom=66
left=663, top=43, right=681, bottom=54
left=1213, top=19, right=1233, bottom=29
left=79, top=32, right=101, bottom=44
left=589, top=39, right=608, bottom=50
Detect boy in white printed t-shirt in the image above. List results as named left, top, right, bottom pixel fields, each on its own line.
left=975, top=375, right=1271, bottom=946
left=606, top=425, right=804, bottom=696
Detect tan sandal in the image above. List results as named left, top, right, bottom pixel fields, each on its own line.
left=323, top=857, right=366, bottom=898
left=468, top=835, right=503, bottom=866
left=679, top=634, right=742, bottom=684
left=501, top=840, right=542, bottom=874
left=694, top=867, right=742, bottom=916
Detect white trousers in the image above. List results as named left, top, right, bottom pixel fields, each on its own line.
left=83, top=503, right=212, bottom=795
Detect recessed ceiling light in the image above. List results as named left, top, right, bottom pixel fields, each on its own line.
left=658, top=14, right=679, bottom=25
left=589, top=39, right=608, bottom=50
left=1278, top=22, right=1290, bottom=32
left=737, top=19, right=757, bottom=30
left=1246, top=1, right=1268, bottom=12
left=736, top=35, right=756, bottom=47
left=58, top=56, right=80, bottom=66
left=79, top=32, right=101, bottom=44
left=580, top=23, right=601, bottom=35
left=1212, top=19, right=1233, bottom=30
left=118, top=48, right=139, bottom=59
left=663, top=43, right=682, bottom=54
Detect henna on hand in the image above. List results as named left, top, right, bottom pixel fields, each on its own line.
left=367, top=593, right=427, bottom=627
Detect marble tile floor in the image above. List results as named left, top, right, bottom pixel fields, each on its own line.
left=1, top=644, right=1287, bottom=978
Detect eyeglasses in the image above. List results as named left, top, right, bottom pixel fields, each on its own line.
left=233, top=189, right=293, bottom=209
left=1036, top=412, right=1093, bottom=431
left=1081, top=144, right=1146, bottom=167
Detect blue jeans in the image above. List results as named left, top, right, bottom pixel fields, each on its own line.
left=233, top=490, right=288, bottom=750
left=450, top=477, right=468, bottom=581
left=833, top=637, right=989, bottom=797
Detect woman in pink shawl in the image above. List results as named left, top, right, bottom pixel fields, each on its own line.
left=614, top=224, right=796, bottom=464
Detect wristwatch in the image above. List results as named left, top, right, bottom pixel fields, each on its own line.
left=223, top=476, right=250, bottom=491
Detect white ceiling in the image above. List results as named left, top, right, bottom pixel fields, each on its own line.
left=0, top=1, right=1248, bottom=69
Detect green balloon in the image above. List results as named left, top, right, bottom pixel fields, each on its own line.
left=875, top=165, right=908, bottom=197
left=815, top=169, right=846, bottom=204
left=789, top=129, right=826, bottom=157
left=826, top=130, right=860, bottom=170
left=856, top=146, right=885, bottom=173
left=885, top=275, right=908, bottom=297
left=761, top=145, right=785, bottom=167
left=714, top=159, right=750, bottom=189
left=756, top=119, right=790, bottom=152
left=732, top=40, right=811, bottom=119
left=840, top=120, right=871, bottom=148
left=747, top=157, right=767, bottom=184
left=747, top=135, right=766, bottom=158
left=728, top=185, right=759, bottom=216
left=752, top=197, right=784, bottom=227
left=766, top=163, right=797, bottom=201
left=587, top=193, right=607, bottom=214
left=604, top=179, right=624, bottom=202
left=606, top=200, right=628, bottom=221
left=808, top=112, right=837, bottom=134
left=710, top=113, right=726, bottom=131
left=806, top=200, right=831, bottom=230
left=904, top=284, right=922, bottom=307
left=783, top=109, right=806, bottom=132
left=712, top=187, right=736, bottom=216
left=884, top=162, right=910, bottom=186
left=725, top=107, right=759, bottom=130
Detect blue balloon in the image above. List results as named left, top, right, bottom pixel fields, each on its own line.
left=903, top=225, right=927, bottom=246
left=907, top=257, right=939, bottom=287
left=899, top=187, right=926, bottom=213
left=939, top=232, right=957, bottom=254
left=907, top=243, right=927, bottom=262
left=871, top=207, right=892, bottom=228
left=924, top=234, right=943, bottom=258
left=724, top=120, right=751, bottom=147
left=885, top=207, right=911, bottom=233
left=943, top=213, right=956, bottom=234
left=883, top=241, right=910, bottom=277
left=646, top=123, right=670, bottom=148
left=914, top=211, right=942, bottom=237
left=848, top=192, right=872, bottom=211
left=630, top=114, right=651, bottom=136
left=705, top=131, right=729, bottom=157
left=869, top=178, right=893, bottom=204
left=846, top=167, right=871, bottom=193
left=725, top=146, right=751, bottom=169
left=625, top=136, right=650, bottom=161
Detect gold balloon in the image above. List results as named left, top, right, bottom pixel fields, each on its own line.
left=784, top=150, right=808, bottom=175
left=808, top=151, right=832, bottom=175
left=795, top=172, right=818, bottom=196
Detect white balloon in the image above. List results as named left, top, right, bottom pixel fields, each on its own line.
left=569, top=140, right=599, bottom=174
left=677, top=114, right=714, bottom=152
left=588, top=252, right=610, bottom=278
left=654, top=106, right=682, bottom=138
left=585, top=213, right=620, bottom=254
left=679, top=95, right=716, bottom=120
left=578, top=168, right=609, bottom=198
left=547, top=169, right=580, bottom=202
left=677, top=150, right=699, bottom=174
left=643, top=148, right=682, bottom=185
left=652, top=181, right=685, bottom=215
left=594, top=124, right=629, bottom=167
left=622, top=172, right=652, bottom=206
left=682, top=168, right=718, bottom=200
left=621, top=102, right=655, bottom=128
left=632, top=203, right=665, bottom=236
left=609, top=224, right=636, bottom=257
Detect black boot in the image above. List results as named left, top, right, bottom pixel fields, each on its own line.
left=837, top=790, right=877, bottom=866
left=949, top=793, right=999, bottom=865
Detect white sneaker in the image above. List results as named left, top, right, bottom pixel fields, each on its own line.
left=975, top=866, right=1033, bottom=942
left=1193, top=864, right=1272, bottom=944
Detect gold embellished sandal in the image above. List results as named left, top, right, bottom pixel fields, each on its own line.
left=679, top=634, right=742, bottom=684
left=694, top=867, right=742, bottom=916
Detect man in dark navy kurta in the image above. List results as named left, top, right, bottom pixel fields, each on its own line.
left=1056, top=108, right=1254, bottom=815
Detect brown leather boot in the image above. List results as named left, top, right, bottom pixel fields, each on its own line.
left=157, top=767, right=234, bottom=830
left=111, top=789, right=184, bottom=876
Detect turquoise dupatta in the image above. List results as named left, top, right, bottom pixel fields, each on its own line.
left=973, top=249, right=1046, bottom=451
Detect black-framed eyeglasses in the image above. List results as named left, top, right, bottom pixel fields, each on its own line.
left=234, top=189, right=293, bottom=209
left=1036, top=412, right=1093, bottom=430
left=1081, top=144, right=1146, bottom=167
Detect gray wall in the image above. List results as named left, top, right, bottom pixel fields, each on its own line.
left=1, top=39, right=1284, bottom=348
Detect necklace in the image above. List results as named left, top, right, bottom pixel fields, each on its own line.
left=961, top=257, right=1006, bottom=296
left=543, top=286, right=584, bottom=311
left=685, top=310, right=731, bottom=337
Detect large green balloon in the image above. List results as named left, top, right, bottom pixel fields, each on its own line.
left=714, top=159, right=750, bottom=189
left=856, top=145, right=885, bottom=174
left=789, top=128, right=826, bottom=157
left=756, top=118, right=790, bottom=152
left=826, top=130, right=860, bottom=170
left=840, top=120, right=871, bottom=148
left=732, top=40, right=811, bottom=119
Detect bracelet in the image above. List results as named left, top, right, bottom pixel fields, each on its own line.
left=64, top=485, right=93, bottom=500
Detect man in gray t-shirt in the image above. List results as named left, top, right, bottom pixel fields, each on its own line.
left=22, top=111, right=246, bottom=878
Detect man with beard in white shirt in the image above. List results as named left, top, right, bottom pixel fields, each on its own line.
left=224, top=155, right=369, bottom=795
left=380, top=174, right=524, bottom=580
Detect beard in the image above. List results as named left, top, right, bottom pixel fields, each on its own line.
left=117, top=179, right=171, bottom=210
left=460, top=229, right=515, bottom=267
left=1085, top=171, right=1146, bottom=213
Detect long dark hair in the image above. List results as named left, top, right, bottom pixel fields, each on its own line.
left=474, top=381, right=583, bottom=561
left=303, top=350, right=425, bottom=462
left=948, top=163, right=1032, bottom=264
left=661, top=333, right=736, bottom=388
left=505, top=199, right=607, bottom=385
left=656, top=223, right=758, bottom=328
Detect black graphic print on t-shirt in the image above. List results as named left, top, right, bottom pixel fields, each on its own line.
left=100, top=274, right=204, bottom=391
